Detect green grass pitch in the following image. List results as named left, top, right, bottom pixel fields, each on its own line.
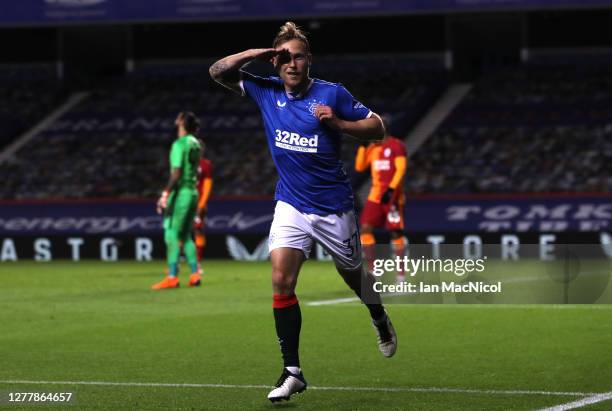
left=1, top=260, right=612, bottom=410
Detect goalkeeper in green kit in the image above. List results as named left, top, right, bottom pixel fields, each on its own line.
left=152, top=111, right=203, bottom=290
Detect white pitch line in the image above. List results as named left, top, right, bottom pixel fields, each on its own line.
left=307, top=296, right=359, bottom=306
left=539, top=391, right=612, bottom=411
left=0, top=380, right=596, bottom=397
left=306, top=297, right=612, bottom=308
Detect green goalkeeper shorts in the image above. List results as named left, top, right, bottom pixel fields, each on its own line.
left=163, top=187, right=198, bottom=240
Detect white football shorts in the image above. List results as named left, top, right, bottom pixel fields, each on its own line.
left=268, top=200, right=362, bottom=270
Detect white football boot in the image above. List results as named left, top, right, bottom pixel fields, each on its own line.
left=267, top=368, right=307, bottom=402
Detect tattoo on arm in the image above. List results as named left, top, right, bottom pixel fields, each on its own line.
left=209, top=59, right=241, bottom=94
left=209, top=61, right=229, bottom=78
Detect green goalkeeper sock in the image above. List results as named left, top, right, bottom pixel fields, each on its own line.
left=165, top=228, right=181, bottom=277
left=183, top=238, right=198, bottom=274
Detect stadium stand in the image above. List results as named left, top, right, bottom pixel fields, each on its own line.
left=0, top=64, right=66, bottom=150
left=408, top=55, right=612, bottom=194
left=0, top=55, right=445, bottom=199
left=3, top=53, right=611, bottom=199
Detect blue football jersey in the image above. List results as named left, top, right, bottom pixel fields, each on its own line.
left=240, top=71, right=373, bottom=215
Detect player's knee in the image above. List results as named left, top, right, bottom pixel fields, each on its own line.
left=360, top=232, right=375, bottom=246
left=271, top=267, right=297, bottom=294
left=183, top=236, right=195, bottom=247
left=164, top=228, right=179, bottom=245
left=195, top=234, right=206, bottom=247
left=390, top=231, right=405, bottom=241
left=337, top=263, right=362, bottom=277
left=270, top=248, right=303, bottom=293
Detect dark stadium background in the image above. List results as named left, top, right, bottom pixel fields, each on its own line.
left=2, top=3, right=612, bottom=411
left=0, top=2, right=610, bottom=260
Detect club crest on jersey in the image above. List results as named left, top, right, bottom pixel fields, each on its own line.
left=384, top=148, right=392, bottom=157
left=275, top=129, right=319, bottom=153
left=308, top=99, right=325, bottom=116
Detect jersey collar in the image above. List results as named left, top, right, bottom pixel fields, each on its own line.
left=285, top=78, right=314, bottom=100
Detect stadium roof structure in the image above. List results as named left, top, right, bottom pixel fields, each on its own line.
left=3, top=0, right=612, bottom=27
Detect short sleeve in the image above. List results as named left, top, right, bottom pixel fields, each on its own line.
left=170, top=141, right=183, bottom=169
left=240, top=71, right=275, bottom=106
left=394, top=140, right=407, bottom=157
left=335, top=84, right=372, bottom=121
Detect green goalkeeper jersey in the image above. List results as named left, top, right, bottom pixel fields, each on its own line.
left=170, top=134, right=201, bottom=189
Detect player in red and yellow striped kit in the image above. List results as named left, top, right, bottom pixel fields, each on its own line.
left=355, top=129, right=408, bottom=282
left=193, top=141, right=213, bottom=279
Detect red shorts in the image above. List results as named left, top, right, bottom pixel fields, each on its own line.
left=360, top=200, right=405, bottom=231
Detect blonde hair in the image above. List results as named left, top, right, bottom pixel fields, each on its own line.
left=273, top=21, right=310, bottom=52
